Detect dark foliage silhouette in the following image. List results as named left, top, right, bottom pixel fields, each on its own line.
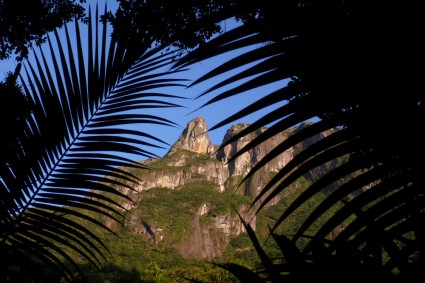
left=0, top=67, right=31, bottom=165
left=0, top=4, right=185, bottom=282
left=0, top=0, right=86, bottom=60
left=169, top=0, right=424, bottom=281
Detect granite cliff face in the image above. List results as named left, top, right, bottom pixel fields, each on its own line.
left=167, top=116, right=216, bottom=156
left=113, top=117, right=339, bottom=261
left=165, top=118, right=295, bottom=199
left=217, top=123, right=293, bottom=176
left=216, top=123, right=294, bottom=202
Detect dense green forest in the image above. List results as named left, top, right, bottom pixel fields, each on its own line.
left=60, top=147, right=333, bottom=282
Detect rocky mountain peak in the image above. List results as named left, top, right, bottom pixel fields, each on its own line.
left=222, top=123, right=250, bottom=143
left=167, top=116, right=215, bottom=155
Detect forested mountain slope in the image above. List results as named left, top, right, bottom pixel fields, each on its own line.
left=72, top=117, right=348, bottom=282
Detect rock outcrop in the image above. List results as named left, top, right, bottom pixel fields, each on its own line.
left=167, top=116, right=216, bottom=155
left=178, top=203, right=250, bottom=260
left=132, top=156, right=229, bottom=193
left=217, top=123, right=294, bottom=200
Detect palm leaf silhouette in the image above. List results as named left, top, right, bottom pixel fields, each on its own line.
left=173, top=2, right=423, bottom=280
left=0, top=4, right=185, bottom=281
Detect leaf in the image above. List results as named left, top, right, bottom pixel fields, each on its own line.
left=1, top=3, right=185, bottom=279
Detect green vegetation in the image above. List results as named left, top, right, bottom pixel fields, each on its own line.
left=64, top=149, right=338, bottom=282
left=132, top=150, right=220, bottom=175
left=61, top=149, right=257, bottom=282
left=131, top=181, right=250, bottom=245
left=55, top=146, right=344, bottom=281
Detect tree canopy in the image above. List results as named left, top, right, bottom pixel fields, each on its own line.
left=103, top=0, right=288, bottom=50
left=0, top=0, right=86, bottom=60
left=0, top=66, right=31, bottom=165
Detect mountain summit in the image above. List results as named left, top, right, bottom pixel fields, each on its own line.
left=167, top=116, right=215, bottom=156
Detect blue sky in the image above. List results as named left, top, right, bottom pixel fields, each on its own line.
left=0, top=0, right=286, bottom=160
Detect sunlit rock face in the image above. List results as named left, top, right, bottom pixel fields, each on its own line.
left=167, top=116, right=215, bottom=155
left=132, top=159, right=229, bottom=192
left=216, top=123, right=252, bottom=176
left=178, top=203, right=254, bottom=260
left=217, top=123, right=294, bottom=176
left=216, top=123, right=294, bottom=201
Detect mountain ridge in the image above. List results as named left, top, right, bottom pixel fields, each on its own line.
left=108, top=116, right=338, bottom=261
left=69, top=116, right=347, bottom=281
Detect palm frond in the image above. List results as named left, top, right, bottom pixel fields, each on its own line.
left=174, top=1, right=424, bottom=280
left=0, top=4, right=185, bottom=281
